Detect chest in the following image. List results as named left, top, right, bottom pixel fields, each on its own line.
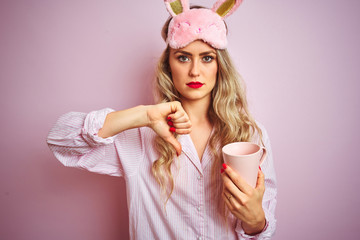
left=190, top=125, right=213, bottom=161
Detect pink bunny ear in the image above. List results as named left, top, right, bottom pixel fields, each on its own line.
left=212, top=0, right=243, bottom=19
left=164, top=0, right=190, bottom=17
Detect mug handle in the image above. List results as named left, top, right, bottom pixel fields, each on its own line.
left=259, top=147, right=267, bottom=166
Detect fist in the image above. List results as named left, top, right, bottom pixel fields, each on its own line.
left=147, top=101, right=192, bottom=155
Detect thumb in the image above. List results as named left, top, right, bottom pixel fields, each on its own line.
left=163, top=134, right=182, bottom=156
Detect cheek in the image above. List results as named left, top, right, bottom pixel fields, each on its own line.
left=169, top=60, right=185, bottom=78
left=207, top=64, right=218, bottom=80
left=171, top=68, right=184, bottom=84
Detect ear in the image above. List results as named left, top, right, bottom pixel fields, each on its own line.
left=212, top=0, right=243, bottom=19
left=164, top=0, right=190, bottom=17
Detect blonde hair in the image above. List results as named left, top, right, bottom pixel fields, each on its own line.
left=152, top=11, right=263, bottom=205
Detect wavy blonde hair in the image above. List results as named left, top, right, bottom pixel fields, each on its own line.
left=152, top=10, right=263, bottom=205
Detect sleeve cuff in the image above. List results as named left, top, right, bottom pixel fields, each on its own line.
left=81, top=108, right=116, bottom=147
left=235, top=219, right=268, bottom=239
left=236, top=215, right=276, bottom=239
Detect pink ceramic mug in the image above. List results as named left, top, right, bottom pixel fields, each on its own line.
left=222, top=142, right=267, bottom=188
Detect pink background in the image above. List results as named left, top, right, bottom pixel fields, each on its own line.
left=1, top=0, right=359, bottom=239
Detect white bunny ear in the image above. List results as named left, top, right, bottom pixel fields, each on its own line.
left=164, top=0, right=190, bottom=17
left=212, top=0, right=243, bottom=19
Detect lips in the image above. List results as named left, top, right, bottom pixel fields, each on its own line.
left=186, top=81, right=204, bottom=88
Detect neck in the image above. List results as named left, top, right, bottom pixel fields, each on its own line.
left=180, top=97, right=212, bottom=125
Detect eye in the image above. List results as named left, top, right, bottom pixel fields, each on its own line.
left=202, top=56, right=214, bottom=63
left=177, top=55, right=190, bottom=62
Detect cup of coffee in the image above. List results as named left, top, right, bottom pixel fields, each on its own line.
left=222, top=142, right=267, bottom=188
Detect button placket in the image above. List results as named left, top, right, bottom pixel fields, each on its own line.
left=194, top=171, right=205, bottom=239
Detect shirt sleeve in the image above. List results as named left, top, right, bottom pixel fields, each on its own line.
left=46, top=108, right=145, bottom=177
left=235, top=124, right=277, bottom=239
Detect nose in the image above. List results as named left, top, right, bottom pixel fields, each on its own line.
left=189, top=60, right=200, bottom=77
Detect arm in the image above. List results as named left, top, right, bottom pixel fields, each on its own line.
left=46, top=108, right=123, bottom=176
left=221, top=127, right=277, bottom=239
left=98, top=102, right=192, bottom=155
left=97, top=105, right=150, bottom=138
left=47, top=102, right=191, bottom=175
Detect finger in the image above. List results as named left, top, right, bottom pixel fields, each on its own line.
left=172, top=121, right=192, bottom=129
left=168, top=110, right=185, bottom=121
left=169, top=125, right=191, bottom=135
left=175, top=128, right=191, bottom=135
left=169, top=101, right=182, bottom=113
left=222, top=191, right=234, bottom=210
left=255, top=169, right=265, bottom=193
left=222, top=190, right=236, bottom=209
left=222, top=171, right=247, bottom=204
left=163, top=134, right=182, bottom=156
left=222, top=191, right=245, bottom=220
left=223, top=189, right=240, bottom=207
left=169, top=114, right=191, bottom=134
left=222, top=163, right=253, bottom=195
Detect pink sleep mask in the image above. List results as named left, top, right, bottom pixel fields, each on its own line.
left=164, top=0, right=243, bottom=49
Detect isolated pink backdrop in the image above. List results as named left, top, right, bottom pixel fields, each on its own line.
left=1, top=0, right=359, bottom=239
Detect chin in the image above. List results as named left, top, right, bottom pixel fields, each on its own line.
left=180, top=93, right=211, bottom=102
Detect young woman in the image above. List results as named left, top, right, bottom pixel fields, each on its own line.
left=47, top=1, right=277, bottom=239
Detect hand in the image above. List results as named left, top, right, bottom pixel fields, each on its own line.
left=221, top=164, right=266, bottom=235
left=147, top=101, right=192, bottom=155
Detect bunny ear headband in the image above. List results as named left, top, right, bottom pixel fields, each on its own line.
left=164, top=0, right=243, bottom=49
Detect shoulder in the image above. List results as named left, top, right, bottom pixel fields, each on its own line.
left=252, top=120, right=270, bottom=145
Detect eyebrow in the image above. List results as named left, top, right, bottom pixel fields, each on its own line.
left=173, top=50, right=217, bottom=56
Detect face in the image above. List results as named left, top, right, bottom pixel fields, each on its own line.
left=169, top=40, right=218, bottom=103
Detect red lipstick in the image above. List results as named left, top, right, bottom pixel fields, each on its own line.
left=186, top=81, right=204, bottom=88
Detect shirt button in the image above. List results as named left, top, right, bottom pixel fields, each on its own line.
left=197, top=237, right=202, bottom=240
left=197, top=206, right=201, bottom=211
left=197, top=175, right=202, bottom=180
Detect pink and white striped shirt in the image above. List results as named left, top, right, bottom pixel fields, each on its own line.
left=47, top=108, right=277, bottom=240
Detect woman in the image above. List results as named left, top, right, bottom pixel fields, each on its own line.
left=47, top=1, right=277, bottom=239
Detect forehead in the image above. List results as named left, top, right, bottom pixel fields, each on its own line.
left=170, top=40, right=216, bottom=54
